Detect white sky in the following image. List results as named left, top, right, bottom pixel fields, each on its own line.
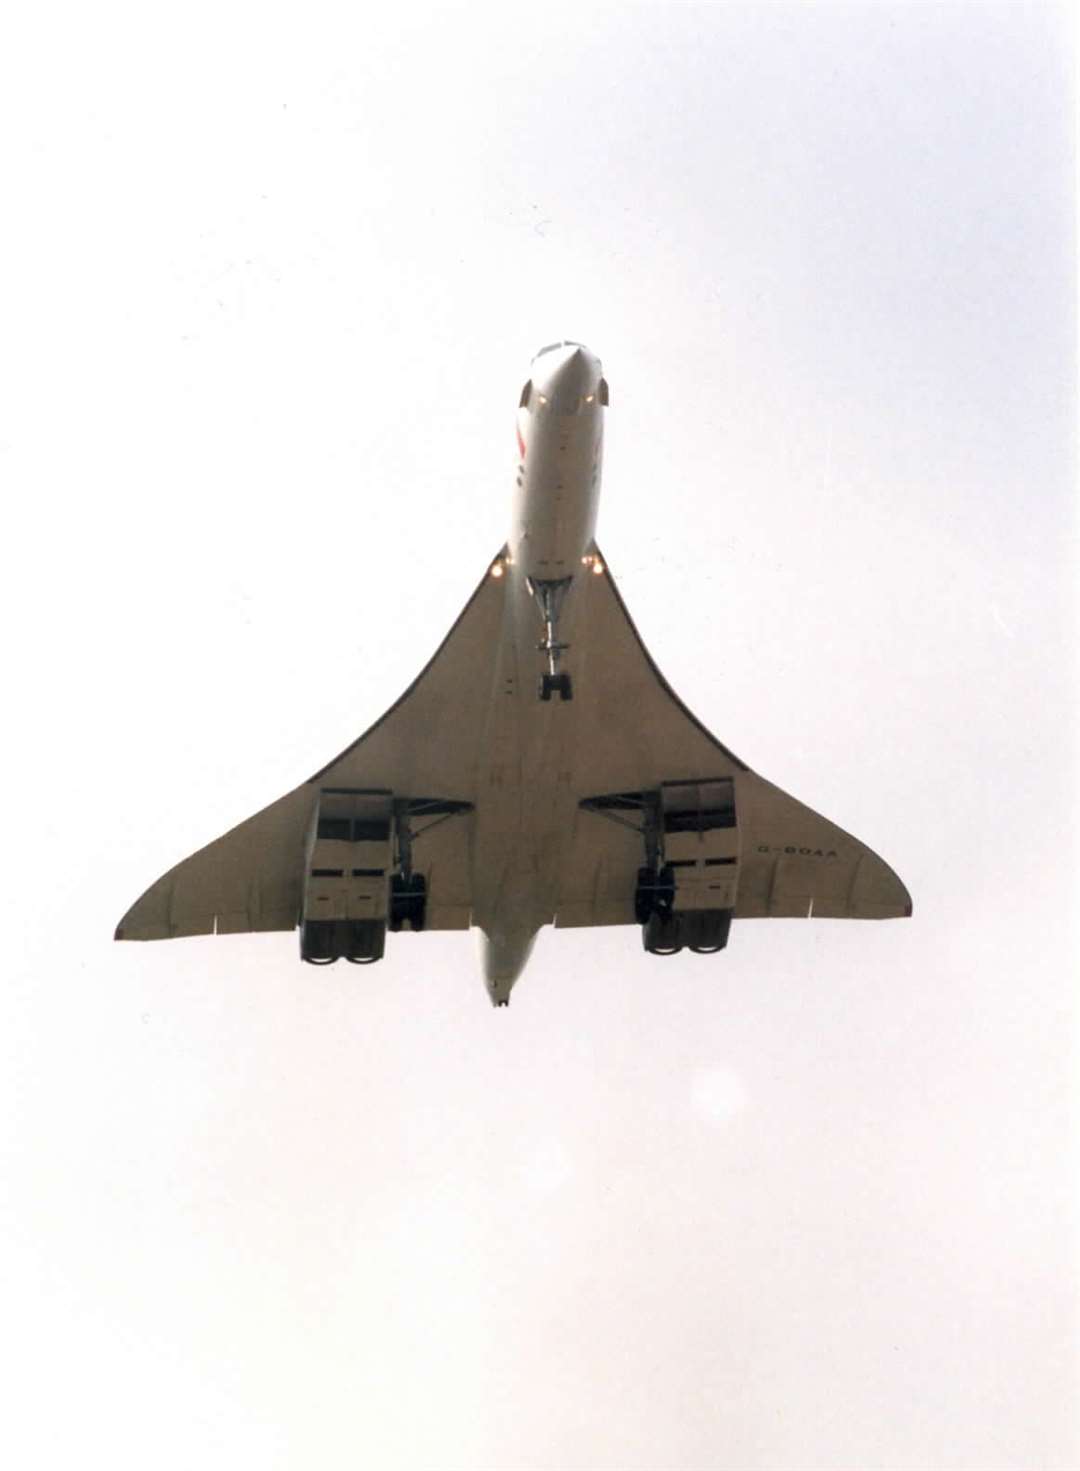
left=1, top=3, right=1076, bottom=1468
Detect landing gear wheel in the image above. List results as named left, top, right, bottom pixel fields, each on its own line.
left=634, top=864, right=674, bottom=925
left=539, top=672, right=573, bottom=702
left=390, top=873, right=427, bottom=932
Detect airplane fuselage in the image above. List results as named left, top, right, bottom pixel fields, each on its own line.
left=474, top=343, right=609, bottom=1001
left=511, top=341, right=605, bottom=579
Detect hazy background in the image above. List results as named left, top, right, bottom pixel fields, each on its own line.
left=1, top=3, right=1075, bottom=1467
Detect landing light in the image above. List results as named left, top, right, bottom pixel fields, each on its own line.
left=490, top=563, right=504, bottom=578
left=593, top=559, right=604, bottom=575
left=584, top=393, right=595, bottom=403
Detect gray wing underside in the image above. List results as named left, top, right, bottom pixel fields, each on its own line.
left=116, top=785, right=314, bottom=940
left=553, top=551, right=912, bottom=927
left=555, top=767, right=912, bottom=927
left=115, top=553, right=510, bottom=941
left=116, top=542, right=910, bottom=944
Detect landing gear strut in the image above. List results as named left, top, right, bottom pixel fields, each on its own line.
left=529, top=576, right=574, bottom=701
left=579, top=781, right=740, bottom=960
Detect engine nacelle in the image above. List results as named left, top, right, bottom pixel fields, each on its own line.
left=643, top=779, right=739, bottom=956
left=299, top=788, right=472, bottom=965
left=300, top=788, right=394, bottom=964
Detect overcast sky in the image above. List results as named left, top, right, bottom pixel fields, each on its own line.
left=1, top=4, right=1076, bottom=1468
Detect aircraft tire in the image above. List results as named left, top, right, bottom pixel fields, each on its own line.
left=539, top=673, right=573, bottom=702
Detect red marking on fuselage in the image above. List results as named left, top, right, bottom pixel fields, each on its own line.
left=516, top=423, right=526, bottom=459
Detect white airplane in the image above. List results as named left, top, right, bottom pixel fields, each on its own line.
left=116, top=342, right=911, bottom=1005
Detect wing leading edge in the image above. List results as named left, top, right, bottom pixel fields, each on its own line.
left=552, top=546, right=911, bottom=929
left=115, top=551, right=511, bottom=942
left=116, top=542, right=910, bottom=953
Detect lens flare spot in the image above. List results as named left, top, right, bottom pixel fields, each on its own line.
left=692, top=1067, right=748, bottom=1125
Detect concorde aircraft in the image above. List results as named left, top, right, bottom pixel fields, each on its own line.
left=116, top=342, right=911, bottom=1005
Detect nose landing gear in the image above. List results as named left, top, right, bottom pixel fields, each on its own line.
left=529, top=576, right=574, bottom=702
left=539, top=672, right=573, bottom=702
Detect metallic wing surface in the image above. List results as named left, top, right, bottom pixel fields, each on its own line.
left=551, top=562, right=911, bottom=931
left=115, top=556, right=509, bottom=944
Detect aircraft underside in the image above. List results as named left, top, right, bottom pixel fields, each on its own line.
left=115, top=343, right=910, bottom=1007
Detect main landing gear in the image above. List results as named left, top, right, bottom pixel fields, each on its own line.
left=579, top=781, right=741, bottom=959
left=530, top=576, right=573, bottom=702
left=298, top=792, right=471, bottom=968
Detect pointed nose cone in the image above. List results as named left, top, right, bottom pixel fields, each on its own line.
left=530, top=341, right=602, bottom=405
